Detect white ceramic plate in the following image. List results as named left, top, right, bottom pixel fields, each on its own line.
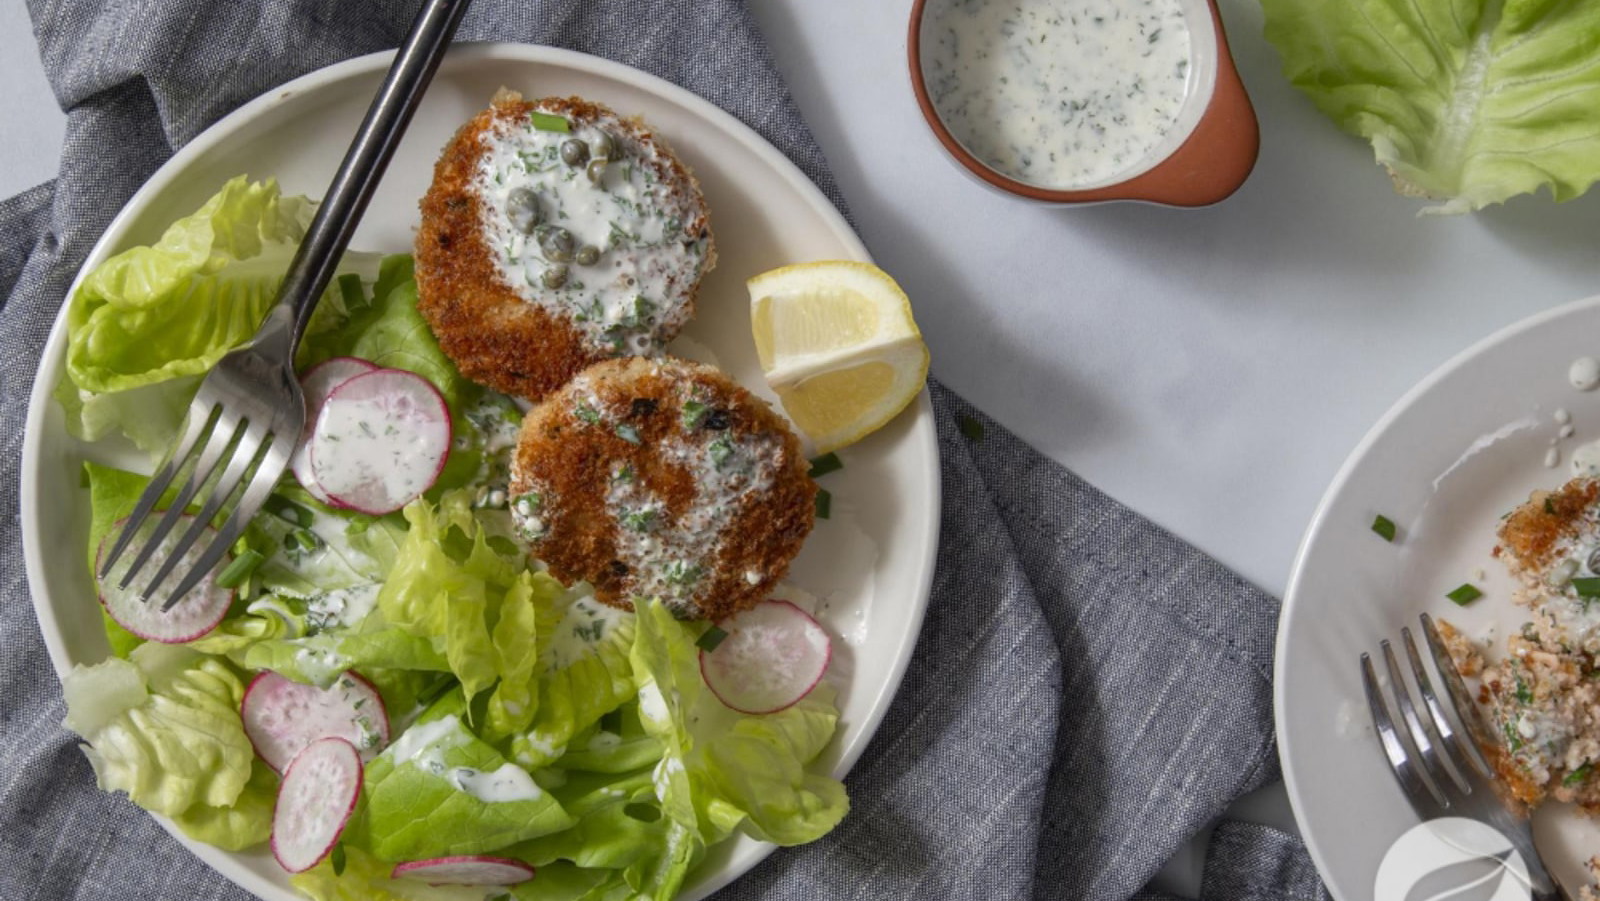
left=1278, top=296, right=1600, bottom=899
left=20, top=43, right=940, bottom=901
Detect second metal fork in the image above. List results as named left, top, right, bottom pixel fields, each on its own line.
left=1362, top=613, right=1564, bottom=900
left=95, top=0, right=472, bottom=609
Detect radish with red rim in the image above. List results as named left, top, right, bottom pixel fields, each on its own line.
left=95, top=515, right=233, bottom=643
left=308, top=368, right=452, bottom=515
left=271, top=737, right=363, bottom=874
left=291, top=357, right=378, bottom=505
left=391, top=856, right=536, bottom=886
left=242, top=670, right=389, bottom=772
left=699, top=600, right=832, bottom=715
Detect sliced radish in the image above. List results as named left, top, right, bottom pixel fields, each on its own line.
left=96, top=516, right=234, bottom=643
left=292, top=357, right=378, bottom=505
left=242, top=670, right=389, bottom=772
left=271, top=737, right=363, bottom=874
left=699, top=600, right=833, bottom=715
left=308, top=368, right=451, bottom=515
left=391, top=856, right=536, bottom=886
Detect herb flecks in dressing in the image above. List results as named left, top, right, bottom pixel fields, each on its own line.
left=924, top=0, right=1193, bottom=187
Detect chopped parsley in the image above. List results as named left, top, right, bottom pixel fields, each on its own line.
left=665, top=560, right=703, bottom=587
left=621, top=507, right=656, bottom=532
left=1573, top=577, right=1600, bottom=599
left=708, top=434, right=734, bottom=469
left=681, top=399, right=708, bottom=429
left=1446, top=583, right=1483, bottom=606
left=1371, top=515, right=1396, bottom=542
left=573, top=403, right=602, bottom=425
left=1565, top=762, right=1594, bottom=786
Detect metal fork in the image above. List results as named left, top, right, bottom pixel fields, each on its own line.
left=1362, top=613, right=1565, bottom=900
left=96, top=0, right=472, bottom=609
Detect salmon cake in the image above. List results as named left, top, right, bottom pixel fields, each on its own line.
left=416, top=94, right=716, bottom=401
left=507, top=356, right=815, bottom=621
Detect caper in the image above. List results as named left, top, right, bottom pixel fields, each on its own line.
left=586, top=159, right=608, bottom=185
left=542, top=265, right=569, bottom=289
left=560, top=138, right=590, bottom=167
left=505, top=187, right=541, bottom=234
left=575, top=245, right=601, bottom=266
left=590, top=131, right=616, bottom=160
left=537, top=225, right=575, bottom=262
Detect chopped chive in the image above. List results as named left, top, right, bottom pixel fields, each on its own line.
left=337, top=273, right=365, bottom=312
left=331, top=843, right=347, bottom=876
left=816, top=488, right=832, bottom=520
left=1574, top=577, right=1600, bottom=598
left=216, top=549, right=264, bottom=589
left=1565, top=763, right=1594, bottom=786
left=809, top=453, right=843, bottom=478
left=1545, top=497, right=1558, bottom=515
left=1371, top=515, right=1397, bottom=542
left=1446, top=583, right=1483, bottom=606
left=530, top=111, right=571, bottom=132
left=264, top=495, right=313, bottom=529
left=696, top=625, right=729, bottom=652
left=959, top=415, right=985, bottom=441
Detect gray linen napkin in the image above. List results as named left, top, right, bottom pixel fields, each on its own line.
left=0, top=1, right=1329, bottom=899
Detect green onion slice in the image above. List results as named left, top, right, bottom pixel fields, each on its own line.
left=1446, top=583, right=1483, bottom=606
left=696, top=625, right=729, bottom=653
left=808, top=453, right=843, bottom=478
left=1371, top=515, right=1396, bottom=542
left=264, top=495, right=313, bottom=529
left=216, top=549, right=264, bottom=589
left=530, top=112, right=571, bottom=132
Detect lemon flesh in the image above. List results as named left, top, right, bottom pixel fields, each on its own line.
left=747, top=261, right=929, bottom=454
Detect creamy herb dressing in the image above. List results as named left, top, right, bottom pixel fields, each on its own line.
left=475, top=107, right=707, bottom=356
left=305, top=583, right=381, bottom=632
left=311, top=392, right=441, bottom=504
left=922, top=0, right=1194, bottom=187
left=1573, top=439, right=1600, bottom=478
left=448, top=762, right=545, bottom=804
left=544, top=594, right=631, bottom=670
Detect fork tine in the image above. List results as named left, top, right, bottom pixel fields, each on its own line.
left=161, top=436, right=289, bottom=610
left=97, top=401, right=219, bottom=579
left=1362, top=651, right=1446, bottom=810
left=1403, top=624, right=1491, bottom=782
left=1418, top=613, right=1499, bottom=779
left=140, top=425, right=268, bottom=602
left=1381, top=639, right=1456, bottom=805
left=114, top=411, right=245, bottom=590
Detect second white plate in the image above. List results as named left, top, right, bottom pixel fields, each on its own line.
left=1278, top=295, right=1600, bottom=899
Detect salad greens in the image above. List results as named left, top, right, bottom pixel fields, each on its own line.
left=58, top=179, right=848, bottom=901
left=1260, top=0, right=1600, bottom=212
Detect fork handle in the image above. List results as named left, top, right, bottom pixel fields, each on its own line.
left=271, top=0, right=473, bottom=353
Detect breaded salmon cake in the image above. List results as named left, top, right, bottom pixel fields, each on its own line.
left=507, top=356, right=814, bottom=621
left=1497, top=477, right=1600, bottom=654
left=416, top=94, right=715, bottom=401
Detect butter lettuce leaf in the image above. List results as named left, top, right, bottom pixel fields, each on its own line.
left=346, top=702, right=573, bottom=861
left=58, top=176, right=380, bottom=453
left=171, top=759, right=277, bottom=851
left=61, top=645, right=254, bottom=819
left=1261, top=0, right=1600, bottom=212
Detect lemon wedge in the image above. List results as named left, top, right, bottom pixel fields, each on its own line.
left=747, top=261, right=929, bottom=454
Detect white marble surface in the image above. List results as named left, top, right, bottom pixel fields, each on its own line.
left=9, top=0, right=1600, bottom=896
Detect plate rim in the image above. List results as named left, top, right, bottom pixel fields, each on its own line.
left=1274, top=292, right=1600, bottom=899
left=20, top=40, right=942, bottom=901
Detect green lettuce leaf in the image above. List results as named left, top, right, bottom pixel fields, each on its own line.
left=347, top=698, right=573, bottom=861
left=61, top=644, right=254, bottom=818
left=83, top=462, right=154, bottom=656
left=509, top=599, right=637, bottom=771
left=242, top=625, right=451, bottom=687
left=58, top=176, right=380, bottom=453
left=620, top=599, right=850, bottom=898
left=1261, top=0, right=1600, bottom=212
left=171, top=759, right=278, bottom=850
